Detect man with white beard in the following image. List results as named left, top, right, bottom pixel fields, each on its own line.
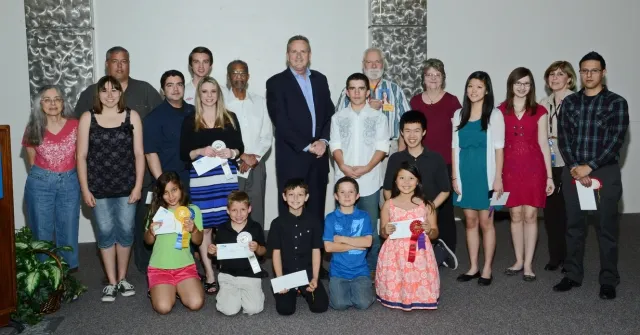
left=335, top=48, right=410, bottom=154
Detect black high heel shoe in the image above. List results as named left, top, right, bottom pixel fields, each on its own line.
left=456, top=272, right=481, bottom=282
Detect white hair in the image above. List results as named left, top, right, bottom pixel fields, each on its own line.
left=362, top=47, right=386, bottom=70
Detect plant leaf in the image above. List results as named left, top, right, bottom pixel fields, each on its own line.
left=52, top=245, right=73, bottom=252
left=15, top=242, right=29, bottom=250
left=30, top=240, right=53, bottom=250
left=25, top=272, right=41, bottom=295
left=48, top=265, right=62, bottom=289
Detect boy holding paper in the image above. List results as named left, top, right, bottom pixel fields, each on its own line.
left=323, top=177, right=375, bottom=310
left=207, top=191, right=267, bottom=315
left=267, top=178, right=329, bottom=315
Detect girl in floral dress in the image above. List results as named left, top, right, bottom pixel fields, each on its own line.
left=376, top=162, right=439, bottom=310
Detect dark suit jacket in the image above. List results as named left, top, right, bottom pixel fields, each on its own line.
left=266, top=68, right=334, bottom=185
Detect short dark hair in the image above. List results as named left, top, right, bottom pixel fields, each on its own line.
left=334, top=176, right=359, bottom=194
left=400, top=110, right=427, bottom=131
left=579, top=51, right=606, bottom=70
left=105, top=46, right=128, bottom=60
left=160, top=70, right=185, bottom=88
left=227, top=60, right=249, bottom=74
left=228, top=190, right=251, bottom=207
left=345, top=73, right=370, bottom=90
left=286, top=35, right=311, bottom=52
left=188, top=47, right=213, bottom=69
left=283, top=178, right=309, bottom=195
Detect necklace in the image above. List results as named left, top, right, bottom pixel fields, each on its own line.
left=424, top=90, right=442, bottom=104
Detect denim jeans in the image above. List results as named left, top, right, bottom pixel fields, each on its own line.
left=357, top=190, right=381, bottom=271
left=25, top=166, right=80, bottom=269
left=329, top=276, right=375, bottom=310
left=93, top=196, right=136, bottom=249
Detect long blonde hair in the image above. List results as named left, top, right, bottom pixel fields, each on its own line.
left=194, top=76, right=236, bottom=131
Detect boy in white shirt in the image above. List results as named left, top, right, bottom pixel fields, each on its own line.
left=329, top=73, right=389, bottom=277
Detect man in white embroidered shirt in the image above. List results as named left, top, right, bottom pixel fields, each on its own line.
left=330, top=73, right=389, bottom=277
left=225, top=60, right=273, bottom=227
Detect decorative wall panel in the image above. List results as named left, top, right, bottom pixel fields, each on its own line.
left=25, top=0, right=93, bottom=110
left=370, top=0, right=427, bottom=98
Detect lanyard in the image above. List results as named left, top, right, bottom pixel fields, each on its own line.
left=549, top=100, right=561, bottom=136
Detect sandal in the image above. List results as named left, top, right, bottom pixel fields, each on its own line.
left=204, top=281, right=219, bottom=295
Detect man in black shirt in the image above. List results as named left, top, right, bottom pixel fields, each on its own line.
left=267, top=178, right=329, bottom=315
left=554, top=52, right=629, bottom=300
left=383, top=111, right=457, bottom=269
left=208, top=191, right=267, bottom=315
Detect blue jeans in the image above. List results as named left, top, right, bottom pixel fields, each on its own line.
left=25, top=166, right=80, bottom=269
left=329, top=276, right=375, bottom=310
left=93, top=196, right=136, bottom=249
left=357, top=190, right=381, bottom=271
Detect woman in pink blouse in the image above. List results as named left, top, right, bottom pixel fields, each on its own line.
left=23, top=85, right=80, bottom=270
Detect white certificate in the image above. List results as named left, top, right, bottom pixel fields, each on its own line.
left=576, top=182, right=597, bottom=210
left=192, top=156, right=223, bottom=176
left=388, top=218, right=422, bottom=240
left=490, top=192, right=510, bottom=206
left=271, top=270, right=310, bottom=294
left=216, top=243, right=251, bottom=260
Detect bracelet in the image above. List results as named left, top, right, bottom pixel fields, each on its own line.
left=547, top=177, right=552, bottom=179
left=230, top=149, right=237, bottom=160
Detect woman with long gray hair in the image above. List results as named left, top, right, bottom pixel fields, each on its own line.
left=23, top=85, right=81, bottom=270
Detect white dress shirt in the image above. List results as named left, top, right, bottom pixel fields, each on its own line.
left=225, top=89, right=273, bottom=178
left=330, top=104, right=389, bottom=196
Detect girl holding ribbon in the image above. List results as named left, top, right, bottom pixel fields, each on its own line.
left=180, top=76, right=244, bottom=294
left=144, top=172, right=204, bottom=314
left=376, top=162, right=439, bottom=310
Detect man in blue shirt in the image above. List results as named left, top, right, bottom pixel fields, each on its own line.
left=323, top=176, right=375, bottom=310
left=133, top=70, right=195, bottom=274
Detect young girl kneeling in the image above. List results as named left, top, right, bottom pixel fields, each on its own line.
left=144, top=172, right=205, bottom=314
left=376, top=162, right=440, bottom=310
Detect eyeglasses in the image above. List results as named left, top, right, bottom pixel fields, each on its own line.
left=230, top=71, right=248, bottom=77
left=514, top=82, right=531, bottom=88
left=42, top=97, right=63, bottom=104
left=425, top=73, right=442, bottom=79
left=364, top=60, right=382, bottom=66
left=579, top=69, right=602, bottom=75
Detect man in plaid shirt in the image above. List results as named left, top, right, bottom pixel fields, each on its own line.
left=554, top=51, right=629, bottom=300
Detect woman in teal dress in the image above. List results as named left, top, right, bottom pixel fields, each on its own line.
left=451, top=71, right=505, bottom=286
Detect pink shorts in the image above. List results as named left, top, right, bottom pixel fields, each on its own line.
left=147, top=264, right=199, bottom=289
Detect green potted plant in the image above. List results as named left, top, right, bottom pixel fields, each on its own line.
left=11, top=227, right=87, bottom=325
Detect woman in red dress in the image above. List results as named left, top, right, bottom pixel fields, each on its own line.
left=498, top=67, right=554, bottom=281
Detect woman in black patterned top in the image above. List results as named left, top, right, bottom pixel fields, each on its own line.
left=77, top=75, right=145, bottom=302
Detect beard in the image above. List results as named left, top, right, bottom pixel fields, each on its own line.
left=364, top=68, right=383, bottom=80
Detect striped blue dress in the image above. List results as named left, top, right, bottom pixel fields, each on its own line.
left=189, top=162, right=238, bottom=228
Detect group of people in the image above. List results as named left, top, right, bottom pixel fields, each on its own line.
left=22, top=31, right=628, bottom=318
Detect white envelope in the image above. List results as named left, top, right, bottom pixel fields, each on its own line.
left=151, top=207, right=181, bottom=235
left=388, top=218, right=423, bottom=239
left=216, top=243, right=251, bottom=260
left=490, top=192, right=510, bottom=206
left=576, top=182, right=598, bottom=210
left=271, top=270, right=310, bottom=294
left=192, top=156, right=223, bottom=176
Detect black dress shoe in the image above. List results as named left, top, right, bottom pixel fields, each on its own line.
left=544, top=264, right=560, bottom=271
left=456, top=272, right=481, bottom=282
left=478, top=276, right=493, bottom=286
left=553, top=277, right=581, bottom=292
left=561, top=267, right=568, bottom=274
left=599, top=285, right=616, bottom=300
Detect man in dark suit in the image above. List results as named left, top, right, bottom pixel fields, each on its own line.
left=266, top=35, right=334, bottom=221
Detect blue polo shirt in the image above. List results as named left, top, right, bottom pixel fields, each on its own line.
left=323, top=207, right=372, bottom=279
left=143, top=100, right=194, bottom=186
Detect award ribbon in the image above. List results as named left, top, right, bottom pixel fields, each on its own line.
left=237, top=231, right=262, bottom=274
left=407, top=220, right=427, bottom=263
left=174, top=206, right=193, bottom=250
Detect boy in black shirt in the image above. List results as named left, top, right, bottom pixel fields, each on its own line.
left=208, top=191, right=266, bottom=315
left=267, top=178, right=329, bottom=315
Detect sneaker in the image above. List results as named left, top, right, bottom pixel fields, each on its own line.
left=117, top=279, right=136, bottom=297
left=438, top=239, right=458, bottom=270
left=101, top=284, right=117, bottom=302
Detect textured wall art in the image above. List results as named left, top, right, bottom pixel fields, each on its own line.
left=24, top=0, right=94, bottom=110
left=369, top=0, right=427, bottom=98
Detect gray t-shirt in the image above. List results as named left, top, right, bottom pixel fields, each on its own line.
left=73, top=77, right=162, bottom=119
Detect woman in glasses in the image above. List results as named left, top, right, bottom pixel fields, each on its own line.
left=498, top=67, right=554, bottom=282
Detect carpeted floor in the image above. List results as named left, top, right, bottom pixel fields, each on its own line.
left=5, top=214, right=640, bottom=335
